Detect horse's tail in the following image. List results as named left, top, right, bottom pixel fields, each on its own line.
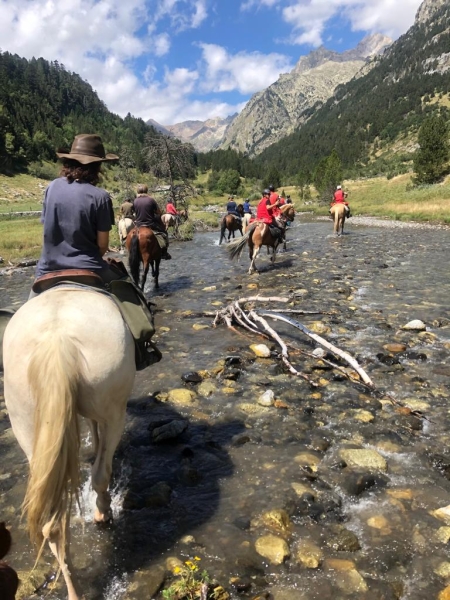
left=24, top=331, right=83, bottom=561
left=219, top=217, right=226, bottom=245
left=128, top=230, right=141, bottom=284
left=227, top=228, right=252, bottom=261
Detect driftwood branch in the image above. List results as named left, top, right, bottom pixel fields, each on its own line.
left=258, top=311, right=374, bottom=388
left=214, top=295, right=374, bottom=390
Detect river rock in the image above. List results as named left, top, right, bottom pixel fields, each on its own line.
left=291, top=482, right=316, bottom=499
left=255, top=535, right=290, bottom=565
left=325, top=525, right=361, bottom=552
left=294, top=539, right=323, bottom=568
left=367, top=515, right=390, bottom=530
left=144, top=482, right=172, bottom=508
left=309, top=322, right=331, bottom=334
left=431, top=505, right=450, bottom=525
left=167, top=388, right=196, bottom=405
left=436, top=527, right=450, bottom=544
left=294, top=451, right=322, bottom=472
left=312, top=348, right=326, bottom=358
left=257, top=509, right=291, bottom=533
left=402, top=320, right=426, bottom=331
left=383, top=343, right=407, bottom=353
left=181, top=371, right=203, bottom=383
left=435, top=562, right=450, bottom=580
left=438, top=586, right=450, bottom=600
left=152, top=420, right=187, bottom=443
left=250, top=344, right=271, bottom=358
left=324, top=559, right=368, bottom=594
left=197, top=380, right=217, bottom=397
left=339, top=448, right=388, bottom=472
left=258, top=390, right=275, bottom=407
left=192, top=323, right=209, bottom=330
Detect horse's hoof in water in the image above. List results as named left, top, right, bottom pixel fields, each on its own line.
left=94, top=510, right=113, bottom=525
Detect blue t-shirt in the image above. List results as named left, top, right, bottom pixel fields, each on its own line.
left=243, top=201, right=251, bottom=214
left=227, top=200, right=238, bottom=213
left=36, top=177, right=114, bottom=276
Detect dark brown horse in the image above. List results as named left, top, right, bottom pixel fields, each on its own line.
left=228, top=205, right=295, bottom=274
left=126, top=226, right=162, bottom=290
left=0, top=523, right=18, bottom=600
left=219, top=204, right=244, bottom=244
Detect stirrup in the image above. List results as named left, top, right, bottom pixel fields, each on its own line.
left=135, top=341, right=162, bottom=371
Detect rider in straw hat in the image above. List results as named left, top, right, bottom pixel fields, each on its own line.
left=36, top=134, right=122, bottom=283
left=31, top=133, right=161, bottom=369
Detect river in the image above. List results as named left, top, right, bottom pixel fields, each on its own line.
left=1, top=215, right=450, bottom=600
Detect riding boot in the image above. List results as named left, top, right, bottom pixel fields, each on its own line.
left=161, top=248, right=172, bottom=260
left=135, top=340, right=162, bottom=371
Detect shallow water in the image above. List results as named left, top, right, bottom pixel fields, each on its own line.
left=1, top=216, right=450, bottom=599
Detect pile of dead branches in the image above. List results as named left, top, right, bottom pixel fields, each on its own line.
left=213, top=295, right=374, bottom=390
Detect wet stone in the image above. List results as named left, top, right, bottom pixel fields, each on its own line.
left=294, top=538, right=324, bottom=568
left=339, top=448, right=388, bottom=473
left=255, top=535, right=290, bottom=565
left=325, top=524, right=361, bottom=552
left=181, top=371, right=203, bottom=383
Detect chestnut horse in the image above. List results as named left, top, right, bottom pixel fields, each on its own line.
left=227, top=204, right=295, bottom=274
left=127, top=226, right=162, bottom=290
left=330, top=203, right=346, bottom=236
left=3, top=288, right=136, bottom=600
left=219, top=204, right=244, bottom=244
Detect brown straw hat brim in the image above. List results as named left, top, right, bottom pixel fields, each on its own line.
left=56, top=152, right=119, bottom=164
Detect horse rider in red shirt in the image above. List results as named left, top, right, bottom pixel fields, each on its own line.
left=268, top=184, right=280, bottom=217
left=256, top=188, right=284, bottom=240
left=330, top=185, right=351, bottom=218
left=166, top=200, right=178, bottom=217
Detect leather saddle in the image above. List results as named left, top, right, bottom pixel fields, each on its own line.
left=32, top=269, right=104, bottom=294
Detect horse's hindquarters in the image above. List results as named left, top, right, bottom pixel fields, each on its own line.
left=4, top=289, right=136, bottom=452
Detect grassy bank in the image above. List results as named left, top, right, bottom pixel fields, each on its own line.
left=296, top=174, right=450, bottom=224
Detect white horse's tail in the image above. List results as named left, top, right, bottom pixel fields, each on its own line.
left=24, top=331, right=83, bottom=560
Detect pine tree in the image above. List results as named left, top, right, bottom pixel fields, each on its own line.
left=413, top=113, right=449, bottom=184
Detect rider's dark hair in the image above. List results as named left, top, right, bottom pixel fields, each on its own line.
left=61, top=160, right=102, bottom=185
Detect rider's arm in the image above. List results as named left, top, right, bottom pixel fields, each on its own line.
left=97, top=231, right=110, bottom=256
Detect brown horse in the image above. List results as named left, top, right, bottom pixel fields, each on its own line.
left=127, top=226, right=162, bottom=290
left=0, top=523, right=18, bottom=600
left=228, top=204, right=295, bottom=274
left=219, top=204, right=244, bottom=244
left=330, top=203, right=346, bottom=236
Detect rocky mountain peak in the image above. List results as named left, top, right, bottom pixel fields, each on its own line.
left=416, top=0, right=447, bottom=24
left=293, top=34, right=391, bottom=75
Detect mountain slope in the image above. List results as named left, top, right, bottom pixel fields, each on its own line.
left=219, top=33, right=392, bottom=157
left=255, top=0, right=450, bottom=177
left=162, top=115, right=236, bottom=152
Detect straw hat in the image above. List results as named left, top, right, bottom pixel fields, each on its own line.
left=56, top=134, right=119, bottom=164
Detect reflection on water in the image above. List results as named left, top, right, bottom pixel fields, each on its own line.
left=1, top=218, right=450, bottom=599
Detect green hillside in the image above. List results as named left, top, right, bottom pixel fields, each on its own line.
left=0, top=52, right=157, bottom=172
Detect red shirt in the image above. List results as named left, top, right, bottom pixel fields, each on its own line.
left=333, top=190, right=345, bottom=203
left=256, top=196, right=275, bottom=224
left=269, top=192, right=280, bottom=217
left=166, top=202, right=178, bottom=215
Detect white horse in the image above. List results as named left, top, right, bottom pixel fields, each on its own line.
left=161, top=213, right=179, bottom=235
left=117, top=217, right=134, bottom=249
left=3, top=287, right=136, bottom=600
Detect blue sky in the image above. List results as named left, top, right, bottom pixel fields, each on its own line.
left=0, top=0, right=424, bottom=125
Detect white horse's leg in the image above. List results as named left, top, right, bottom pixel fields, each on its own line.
left=248, top=246, right=261, bottom=274
left=92, top=410, right=127, bottom=523
left=48, top=528, right=82, bottom=600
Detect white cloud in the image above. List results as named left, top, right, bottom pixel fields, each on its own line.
left=241, top=0, right=281, bottom=10
left=282, top=0, right=422, bottom=47
left=154, top=33, right=171, bottom=57
left=199, top=43, right=293, bottom=94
